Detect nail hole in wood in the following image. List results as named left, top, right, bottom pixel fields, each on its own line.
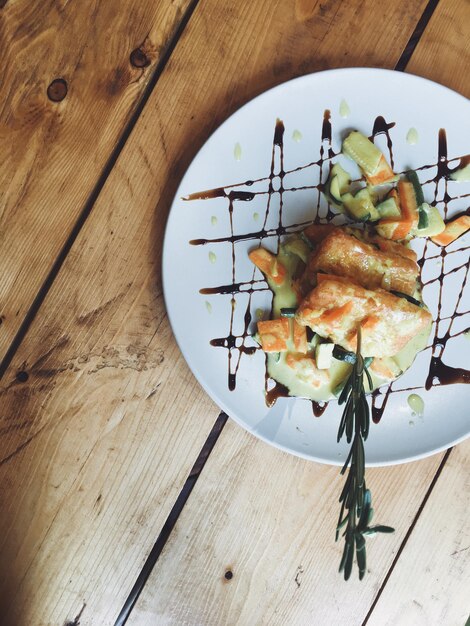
left=130, top=48, right=150, bottom=68
left=47, top=78, right=68, bottom=102
left=224, top=570, right=233, bottom=580
left=16, top=371, right=29, bottom=383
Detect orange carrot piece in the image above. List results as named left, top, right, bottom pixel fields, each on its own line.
left=366, top=154, right=395, bottom=185
left=397, top=180, right=419, bottom=230
left=431, top=215, right=470, bottom=246
left=249, top=248, right=286, bottom=285
left=293, top=321, right=308, bottom=353
left=257, top=318, right=290, bottom=352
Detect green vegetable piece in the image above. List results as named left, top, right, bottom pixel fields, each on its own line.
left=376, top=196, right=401, bottom=219
left=414, top=203, right=446, bottom=237
left=406, top=170, right=425, bottom=206
left=342, top=131, right=382, bottom=176
left=280, top=307, right=297, bottom=317
left=342, top=188, right=379, bottom=222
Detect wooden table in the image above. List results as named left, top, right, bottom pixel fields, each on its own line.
left=1, top=1, right=469, bottom=624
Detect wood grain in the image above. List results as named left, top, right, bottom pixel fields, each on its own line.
left=366, top=440, right=470, bottom=626
left=127, top=420, right=445, bottom=626
left=0, top=0, right=193, bottom=362
left=0, top=0, right=443, bottom=623
left=405, top=0, right=470, bottom=96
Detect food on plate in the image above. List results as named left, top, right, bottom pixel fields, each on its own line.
left=251, top=225, right=431, bottom=403
left=296, top=276, right=431, bottom=358
left=305, top=227, right=419, bottom=295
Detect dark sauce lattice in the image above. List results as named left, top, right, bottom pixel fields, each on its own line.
left=187, top=112, right=469, bottom=423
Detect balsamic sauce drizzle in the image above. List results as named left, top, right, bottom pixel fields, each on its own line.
left=187, top=113, right=469, bottom=421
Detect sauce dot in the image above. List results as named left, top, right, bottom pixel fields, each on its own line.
left=407, top=393, right=424, bottom=416
left=205, top=301, right=212, bottom=314
left=208, top=251, right=217, bottom=264
left=234, top=142, right=242, bottom=161
left=339, top=99, right=350, bottom=118
left=406, top=128, right=419, bottom=145
left=292, top=129, right=302, bottom=143
left=211, top=216, right=218, bottom=226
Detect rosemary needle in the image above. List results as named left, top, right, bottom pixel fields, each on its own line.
left=336, top=328, right=394, bottom=580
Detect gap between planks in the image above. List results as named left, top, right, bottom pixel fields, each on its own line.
left=0, top=0, right=201, bottom=381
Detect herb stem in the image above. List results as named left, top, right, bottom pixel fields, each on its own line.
left=336, top=328, right=394, bottom=580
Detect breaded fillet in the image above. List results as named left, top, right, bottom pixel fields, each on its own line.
left=295, top=276, right=432, bottom=357
left=306, top=229, right=419, bottom=295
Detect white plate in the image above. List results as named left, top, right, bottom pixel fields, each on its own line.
left=163, top=68, right=470, bottom=466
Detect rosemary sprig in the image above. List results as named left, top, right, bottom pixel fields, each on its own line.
left=336, top=328, right=394, bottom=580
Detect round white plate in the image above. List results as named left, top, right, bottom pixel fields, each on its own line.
left=163, top=68, right=470, bottom=466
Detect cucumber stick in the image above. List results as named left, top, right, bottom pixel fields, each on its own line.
left=406, top=170, right=425, bottom=206
left=342, top=131, right=382, bottom=176
left=327, top=163, right=351, bottom=204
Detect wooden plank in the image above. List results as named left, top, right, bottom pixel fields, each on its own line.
left=363, top=3, right=470, bottom=623
left=405, top=0, right=470, bottom=95
left=365, top=440, right=469, bottom=626
left=0, top=0, right=429, bottom=624
left=0, top=0, right=193, bottom=362
left=127, top=421, right=445, bottom=625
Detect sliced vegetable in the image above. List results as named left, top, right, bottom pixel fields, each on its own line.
left=398, top=180, right=420, bottom=231
left=431, top=215, right=470, bottom=246
left=342, top=131, right=382, bottom=176
left=415, top=203, right=445, bottom=237
left=342, top=131, right=395, bottom=185
left=315, top=342, right=334, bottom=370
left=376, top=180, right=419, bottom=240
left=450, top=163, right=470, bottom=182
left=390, top=291, right=423, bottom=307
left=280, top=307, right=297, bottom=317
left=327, top=163, right=352, bottom=205
left=282, top=236, right=311, bottom=263
left=249, top=247, right=286, bottom=285
left=293, top=320, right=308, bottom=353
left=342, top=188, right=380, bottom=222
left=417, top=204, right=429, bottom=230
left=376, top=196, right=401, bottom=219
left=329, top=175, right=343, bottom=204
left=375, top=219, right=410, bottom=241
left=331, top=163, right=352, bottom=192
left=257, top=318, right=290, bottom=352
left=406, top=170, right=425, bottom=207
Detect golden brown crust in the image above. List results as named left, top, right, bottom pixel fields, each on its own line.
left=296, top=277, right=431, bottom=357
left=306, top=229, right=418, bottom=295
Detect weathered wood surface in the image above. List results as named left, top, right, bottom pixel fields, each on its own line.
left=0, top=0, right=467, bottom=624
left=128, top=419, right=445, bottom=626
left=367, top=440, right=470, bottom=626
left=0, top=0, right=193, bottom=362
left=405, top=0, right=470, bottom=94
